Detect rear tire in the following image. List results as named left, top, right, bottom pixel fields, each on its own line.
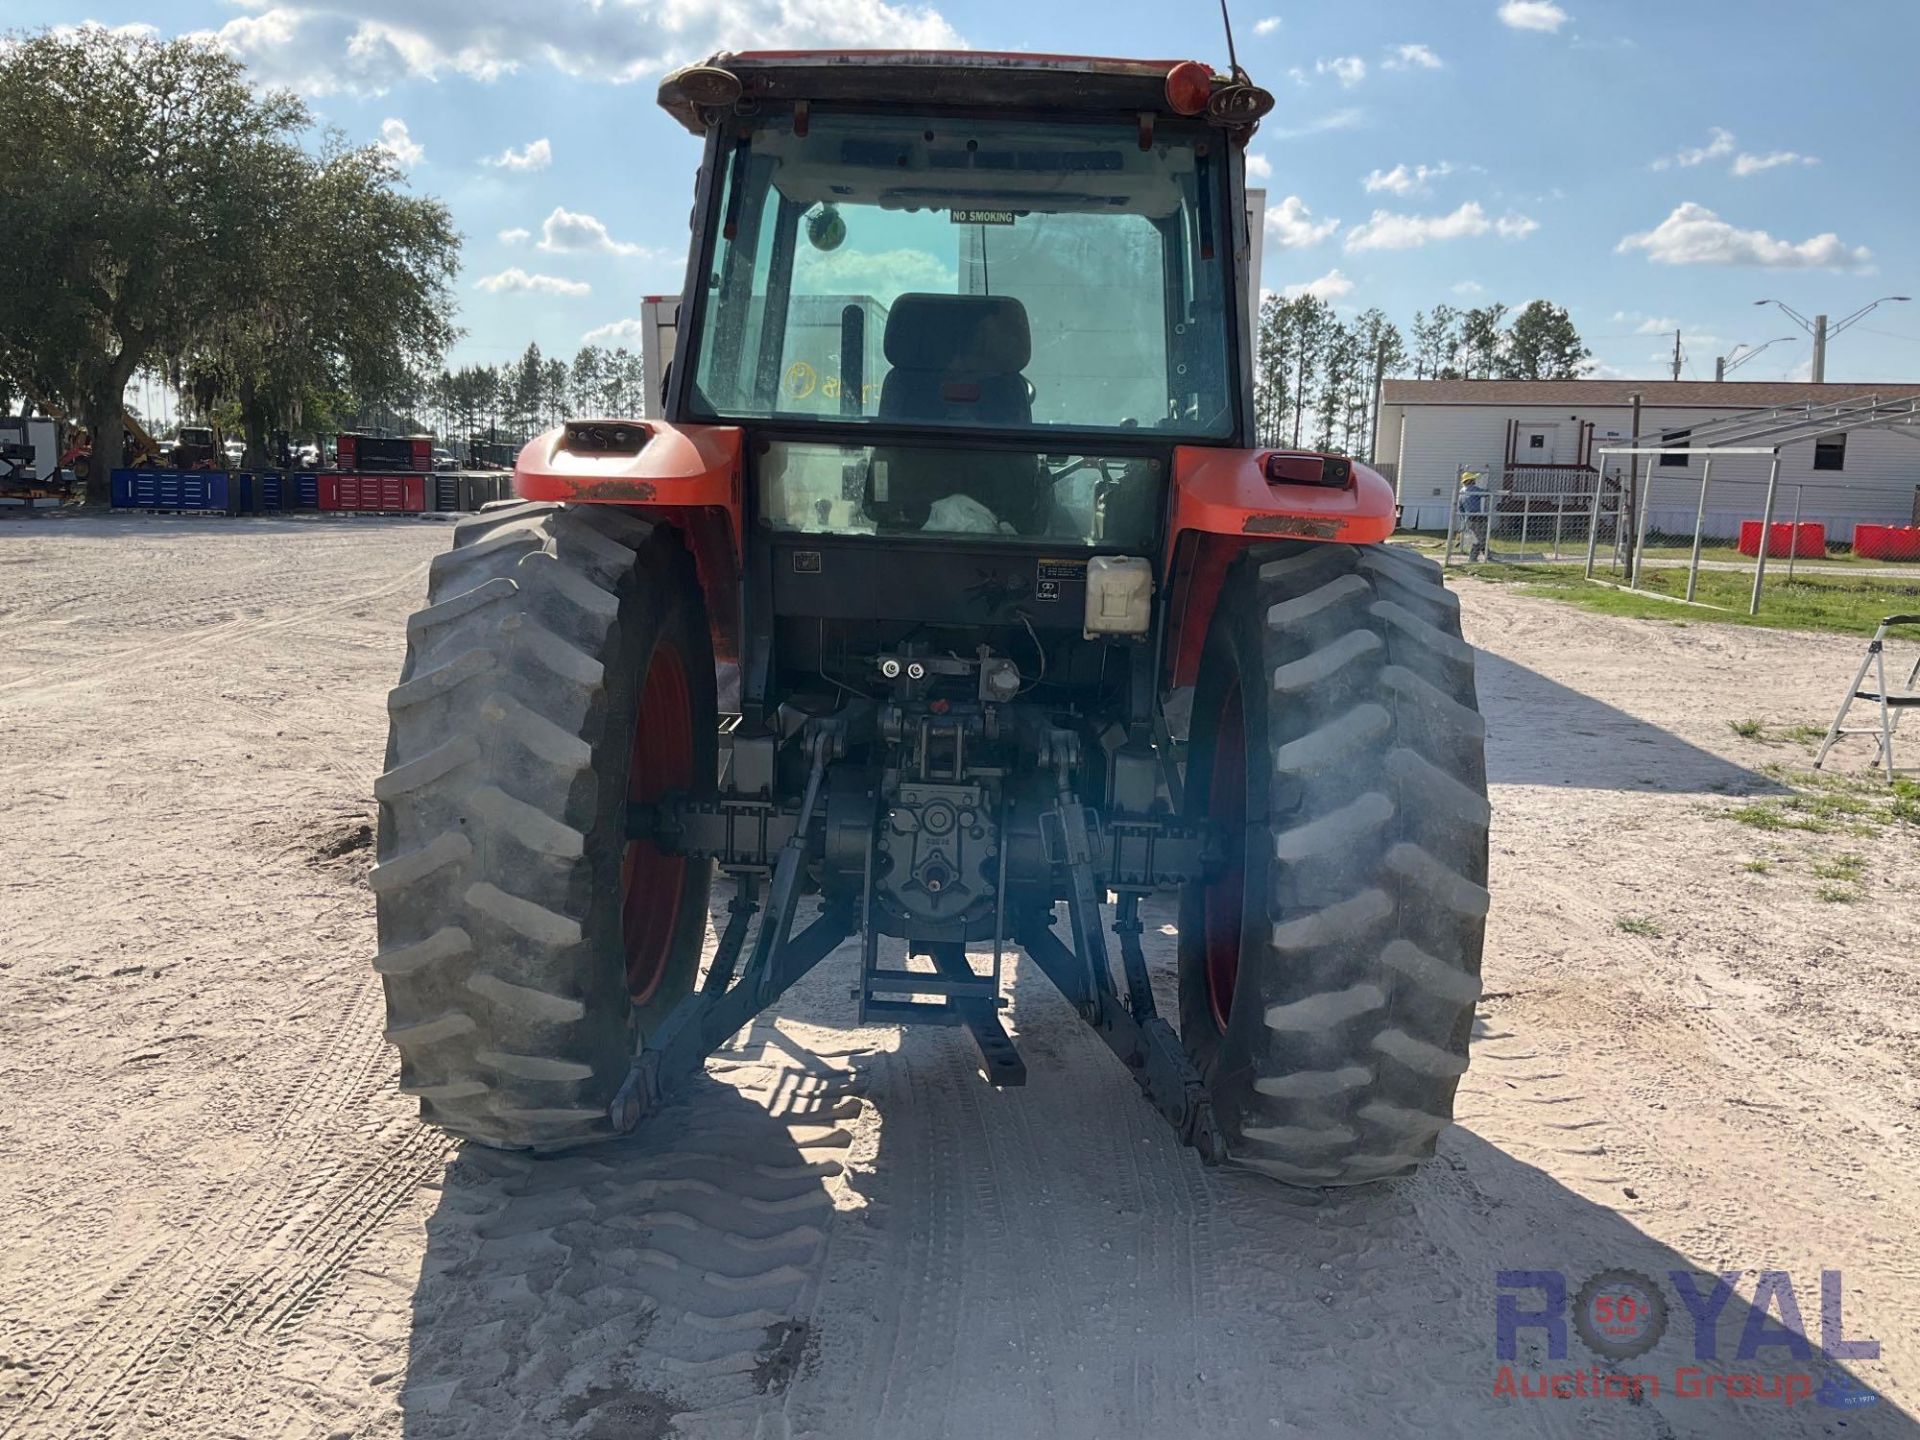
left=374, top=501, right=716, bottom=1150
left=1178, top=542, right=1489, bottom=1186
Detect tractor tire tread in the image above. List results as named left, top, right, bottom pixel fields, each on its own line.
left=1184, top=542, right=1489, bottom=1187
left=374, top=502, right=714, bottom=1151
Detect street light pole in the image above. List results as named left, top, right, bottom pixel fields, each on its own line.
left=1754, top=297, right=1910, bottom=381
left=1715, top=336, right=1797, bottom=381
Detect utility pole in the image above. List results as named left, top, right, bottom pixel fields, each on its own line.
left=1714, top=355, right=1726, bottom=382
left=1290, top=309, right=1309, bottom=448
left=1670, top=329, right=1683, bottom=382
left=1367, top=334, right=1389, bottom=460
left=1756, top=297, right=1908, bottom=383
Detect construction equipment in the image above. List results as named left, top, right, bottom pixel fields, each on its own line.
left=373, top=51, right=1490, bottom=1187
left=0, top=418, right=76, bottom=508
left=38, top=406, right=165, bottom=483
left=1814, top=616, right=1920, bottom=779
left=170, top=425, right=226, bottom=470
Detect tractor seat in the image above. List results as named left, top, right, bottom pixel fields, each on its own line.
left=868, top=294, right=1044, bottom=533
left=878, top=293, right=1033, bottom=426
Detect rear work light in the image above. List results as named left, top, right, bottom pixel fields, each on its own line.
left=1264, top=451, right=1354, bottom=488
left=1165, top=61, right=1214, bottom=116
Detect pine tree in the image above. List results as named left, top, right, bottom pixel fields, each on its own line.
left=1459, top=304, right=1510, bottom=380
left=1503, top=300, right=1592, bottom=380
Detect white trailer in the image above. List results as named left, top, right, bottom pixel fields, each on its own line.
left=638, top=295, right=679, bottom=419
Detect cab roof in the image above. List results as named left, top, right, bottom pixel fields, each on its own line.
left=657, top=50, right=1272, bottom=136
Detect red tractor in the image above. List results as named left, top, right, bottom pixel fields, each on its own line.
left=374, top=51, right=1488, bottom=1187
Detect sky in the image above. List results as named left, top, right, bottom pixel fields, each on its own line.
left=16, top=0, right=1920, bottom=384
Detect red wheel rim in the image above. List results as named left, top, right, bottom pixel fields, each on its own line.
left=1202, top=678, right=1246, bottom=1032
left=622, top=640, right=692, bottom=1003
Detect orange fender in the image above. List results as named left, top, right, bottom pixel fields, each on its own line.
left=1163, top=448, right=1395, bottom=688
left=514, top=421, right=746, bottom=664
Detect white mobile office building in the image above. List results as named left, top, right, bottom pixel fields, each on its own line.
left=1375, top=379, right=1920, bottom=537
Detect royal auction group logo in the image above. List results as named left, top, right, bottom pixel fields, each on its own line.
left=1494, top=1268, right=1881, bottom=1408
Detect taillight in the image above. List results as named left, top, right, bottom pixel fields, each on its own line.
left=1264, top=451, right=1353, bottom=488
left=1165, top=61, right=1214, bottom=116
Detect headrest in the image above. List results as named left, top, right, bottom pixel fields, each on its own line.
left=883, top=294, right=1032, bottom=374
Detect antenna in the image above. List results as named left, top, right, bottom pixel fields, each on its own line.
left=1219, top=0, right=1243, bottom=80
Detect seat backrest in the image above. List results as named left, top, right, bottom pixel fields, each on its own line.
left=878, top=294, right=1032, bottom=427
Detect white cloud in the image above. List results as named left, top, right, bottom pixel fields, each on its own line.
left=1271, top=108, right=1363, bottom=141
left=1382, top=43, right=1442, bottom=71
left=1633, top=316, right=1679, bottom=334
left=1497, top=0, right=1569, bottom=32
left=1616, top=203, right=1872, bottom=271
left=486, top=138, right=552, bottom=172
left=1650, top=126, right=1735, bottom=171
left=1345, top=201, right=1536, bottom=251
left=1246, top=153, right=1273, bottom=180
left=1253, top=16, right=1282, bottom=36
left=186, top=9, right=330, bottom=94
left=476, top=268, right=591, bottom=297
left=1316, top=55, right=1367, bottom=87
left=582, top=318, right=650, bottom=345
left=1282, top=267, right=1354, bottom=301
left=1264, top=196, right=1341, bottom=249
left=187, top=0, right=965, bottom=97
left=1732, top=149, right=1818, bottom=176
left=539, top=206, right=644, bottom=257
left=498, top=227, right=532, bottom=245
left=53, top=19, right=159, bottom=40
left=1652, top=128, right=1819, bottom=178
left=1452, top=280, right=1485, bottom=296
left=376, top=117, right=423, bottom=168
left=1362, top=161, right=1453, bottom=196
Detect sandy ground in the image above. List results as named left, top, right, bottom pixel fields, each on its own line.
left=1, top=512, right=1916, bottom=1439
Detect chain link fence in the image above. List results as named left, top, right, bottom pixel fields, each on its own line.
left=1440, top=464, right=1624, bottom=565
left=1440, top=463, right=1920, bottom=612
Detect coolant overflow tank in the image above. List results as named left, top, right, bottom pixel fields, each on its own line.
left=1083, top=556, right=1153, bottom=639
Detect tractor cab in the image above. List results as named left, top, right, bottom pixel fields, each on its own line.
left=662, top=53, right=1265, bottom=556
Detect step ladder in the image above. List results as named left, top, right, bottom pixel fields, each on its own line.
left=1814, top=615, right=1920, bottom=779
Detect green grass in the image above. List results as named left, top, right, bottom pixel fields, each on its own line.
left=1615, top=915, right=1662, bottom=937
left=1729, top=721, right=1830, bottom=746
left=1815, top=884, right=1861, bottom=904
left=1723, top=790, right=1887, bottom=833
left=1726, top=802, right=1820, bottom=832
left=1634, top=541, right=1908, bottom=570
left=1811, top=853, right=1867, bottom=882
left=1741, top=858, right=1772, bottom=874
left=1456, top=561, right=1920, bottom=636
